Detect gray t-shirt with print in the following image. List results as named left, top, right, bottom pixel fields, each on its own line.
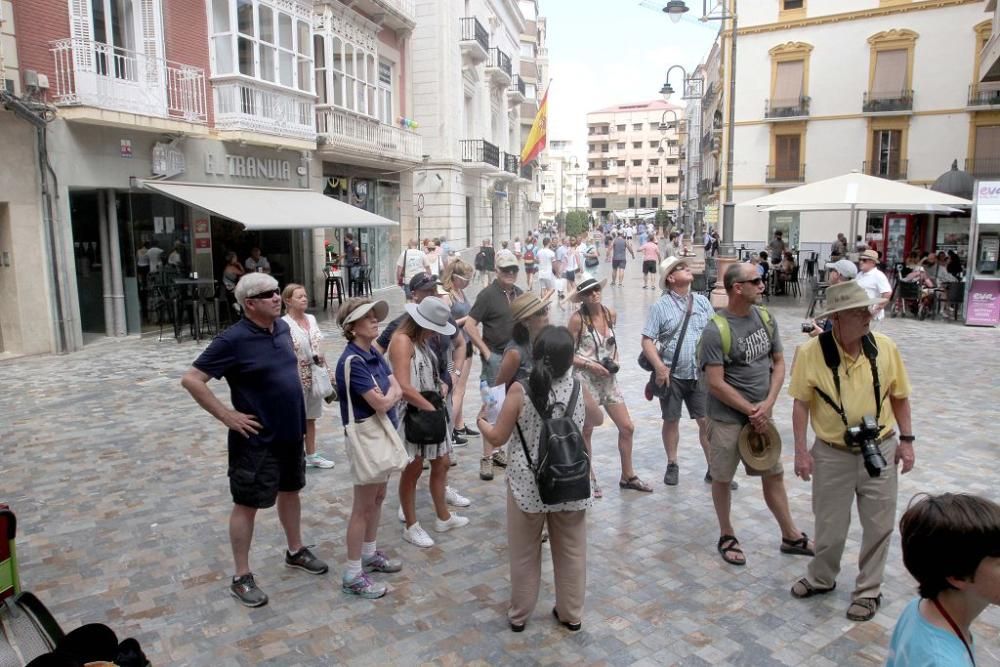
left=698, top=307, right=782, bottom=425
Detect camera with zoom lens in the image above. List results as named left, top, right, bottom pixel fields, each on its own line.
left=844, top=415, right=887, bottom=478
left=598, top=357, right=620, bottom=374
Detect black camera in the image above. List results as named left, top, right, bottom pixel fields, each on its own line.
left=599, top=357, right=620, bottom=374
left=844, top=415, right=887, bottom=478
left=801, top=322, right=815, bottom=334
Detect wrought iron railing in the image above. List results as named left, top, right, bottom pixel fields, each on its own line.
left=766, top=164, right=806, bottom=183
left=964, top=157, right=1000, bottom=178
left=488, top=48, right=512, bottom=78
left=510, top=74, right=526, bottom=97
left=316, top=107, right=422, bottom=161
left=862, top=90, right=913, bottom=113
left=862, top=159, right=908, bottom=180
left=520, top=162, right=533, bottom=179
left=50, top=37, right=207, bottom=122
left=460, top=139, right=500, bottom=167
left=503, top=152, right=519, bottom=174
left=214, top=78, right=315, bottom=140
left=968, top=84, right=1000, bottom=107
left=764, top=96, right=810, bottom=119
left=460, top=17, right=489, bottom=53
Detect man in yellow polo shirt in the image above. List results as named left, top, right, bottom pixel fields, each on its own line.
left=788, top=281, right=916, bottom=623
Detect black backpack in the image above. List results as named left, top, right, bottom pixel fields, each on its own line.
left=515, top=380, right=591, bottom=505
left=474, top=249, right=487, bottom=270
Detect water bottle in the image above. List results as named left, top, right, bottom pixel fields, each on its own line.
left=480, top=380, right=496, bottom=415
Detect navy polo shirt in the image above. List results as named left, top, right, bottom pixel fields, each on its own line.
left=336, top=341, right=399, bottom=428
left=193, top=317, right=305, bottom=450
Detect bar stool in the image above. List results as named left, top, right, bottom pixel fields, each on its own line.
left=324, top=269, right=344, bottom=310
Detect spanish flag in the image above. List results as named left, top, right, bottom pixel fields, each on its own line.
left=520, top=83, right=549, bottom=164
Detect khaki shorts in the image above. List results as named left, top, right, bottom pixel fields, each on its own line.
left=707, top=418, right=783, bottom=483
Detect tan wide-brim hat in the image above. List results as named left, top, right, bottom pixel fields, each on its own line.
left=569, top=275, right=607, bottom=302
left=814, top=281, right=888, bottom=320
left=738, top=422, right=782, bottom=472
left=859, top=249, right=880, bottom=262
left=510, top=292, right=553, bottom=321
left=659, top=256, right=689, bottom=290
left=342, top=299, right=389, bottom=326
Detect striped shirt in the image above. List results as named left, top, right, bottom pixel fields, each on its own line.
left=641, top=290, right=715, bottom=380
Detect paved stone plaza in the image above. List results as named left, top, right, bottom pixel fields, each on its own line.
left=2, top=262, right=999, bottom=666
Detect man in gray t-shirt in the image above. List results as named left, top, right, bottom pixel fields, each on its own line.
left=606, top=231, right=634, bottom=287
left=698, top=262, right=813, bottom=568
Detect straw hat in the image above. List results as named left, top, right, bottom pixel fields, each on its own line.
left=659, top=256, right=689, bottom=290
left=404, top=297, right=456, bottom=335
left=341, top=299, right=389, bottom=326
left=510, top=292, right=552, bottom=321
left=859, top=249, right=880, bottom=262
left=814, top=281, right=888, bottom=320
left=738, top=422, right=782, bottom=472
left=570, top=275, right=607, bottom=302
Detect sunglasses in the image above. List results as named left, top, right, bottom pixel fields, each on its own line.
left=737, top=277, right=764, bottom=286
left=247, top=288, right=280, bottom=300
left=500, top=266, right=520, bottom=273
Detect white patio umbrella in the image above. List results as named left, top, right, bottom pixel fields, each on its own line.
left=739, top=171, right=973, bottom=242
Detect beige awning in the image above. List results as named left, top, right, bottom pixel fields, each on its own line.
left=139, top=180, right=398, bottom=230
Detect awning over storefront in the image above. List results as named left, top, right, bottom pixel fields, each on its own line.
left=139, top=180, right=397, bottom=230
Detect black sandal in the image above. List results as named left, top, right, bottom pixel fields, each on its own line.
left=790, top=577, right=836, bottom=599
left=552, top=607, right=581, bottom=631
left=717, top=534, right=746, bottom=566
left=780, top=532, right=815, bottom=556
left=618, top=476, right=653, bottom=493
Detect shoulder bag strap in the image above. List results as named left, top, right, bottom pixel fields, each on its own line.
left=344, top=355, right=357, bottom=426
left=514, top=381, right=535, bottom=470
left=669, top=295, right=695, bottom=373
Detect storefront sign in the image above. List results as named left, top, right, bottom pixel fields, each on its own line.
left=204, top=152, right=292, bottom=181
left=976, top=181, right=1000, bottom=224
left=193, top=215, right=212, bottom=255
left=152, top=142, right=186, bottom=178
left=966, top=278, right=1000, bottom=327
left=120, top=139, right=133, bottom=159
left=705, top=205, right=719, bottom=226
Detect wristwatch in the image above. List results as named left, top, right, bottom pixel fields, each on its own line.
left=899, top=435, right=915, bottom=443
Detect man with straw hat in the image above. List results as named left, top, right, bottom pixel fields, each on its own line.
left=788, top=280, right=915, bottom=623
left=698, top=263, right=813, bottom=567
left=855, top=249, right=891, bottom=327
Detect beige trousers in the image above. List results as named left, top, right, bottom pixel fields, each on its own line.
left=805, top=437, right=898, bottom=599
left=506, top=489, right=587, bottom=626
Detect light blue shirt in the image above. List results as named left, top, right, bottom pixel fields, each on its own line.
left=642, top=290, right=715, bottom=380
left=887, top=598, right=974, bottom=667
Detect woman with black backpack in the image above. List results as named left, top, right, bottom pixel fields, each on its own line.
left=477, top=326, right=603, bottom=633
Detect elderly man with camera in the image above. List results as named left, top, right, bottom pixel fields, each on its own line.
left=788, top=281, right=916, bottom=623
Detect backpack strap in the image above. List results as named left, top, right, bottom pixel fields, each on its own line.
left=564, top=379, right=581, bottom=419
left=711, top=314, right=731, bottom=359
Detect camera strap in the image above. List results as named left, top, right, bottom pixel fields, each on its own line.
left=815, top=332, right=882, bottom=428
left=669, top=295, right=695, bottom=374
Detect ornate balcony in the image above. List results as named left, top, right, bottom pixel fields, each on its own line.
left=50, top=37, right=207, bottom=124
left=766, top=164, right=806, bottom=184
left=764, top=96, right=810, bottom=120
left=968, top=84, right=1000, bottom=108
left=508, top=75, right=526, bottom=104
left=316, top=107, right=422, bottom=165
left=213, top=77, right=316, bottom=143
left=520, top=162, right=533, bottom=180
left=500, top=152, right=519, bottom=179
left=486, top=48, right=512, bottom=87
left=459, top=17, right=489, bottom=64
left=863, top=90, right=913, bottom=114
left=341, top=0, right=415, bottom=31
left=460, top=139, right=499, bottom=172
left=862, top=160, right=907, bottom=180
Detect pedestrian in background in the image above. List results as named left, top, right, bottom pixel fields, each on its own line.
left=606, top=231, right=634, bottom=287
left=441, top=259, right=478, bottom=444
left=181, top=272, right=328, bottom=608
left=477, top=325, right=603, bottom=633
left=334, top=298, right=402, bottom=599
left=639, top=233, right=661, bottom=290
left=281, top=283, right=335, bottom=470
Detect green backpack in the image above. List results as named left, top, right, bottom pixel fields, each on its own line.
left=705, top=306, right=775, bottom=361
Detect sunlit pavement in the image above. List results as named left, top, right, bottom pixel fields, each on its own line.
left=3, top=257, right=999, bottom=666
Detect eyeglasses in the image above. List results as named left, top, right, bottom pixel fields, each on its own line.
left=736, top=277, right=764, bottom=286
left=247, top=288, right=279, bottom=300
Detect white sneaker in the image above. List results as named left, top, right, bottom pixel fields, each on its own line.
left=402, top=522, right=435, bottom=548
left=397, top=505, right=405, bottom=523
left=445, top=486, right=471, bottom=507
left=305, top=453, right=335, bottom=469
left=434, top=513, right=470, bottom=533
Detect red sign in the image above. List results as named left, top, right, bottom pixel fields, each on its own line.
left=195, top=219, right=209, bottom=234
left=195, top=238, right=212, bottom=249
left=966, top=278, right=1000, bottom=327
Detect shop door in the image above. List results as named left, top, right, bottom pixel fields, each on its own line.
left=69, top=192, right=105, bottom=334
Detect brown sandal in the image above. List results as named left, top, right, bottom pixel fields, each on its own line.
left=717, top=534, right=746, bottom=566
left=618, top=476, right=653, bottom=493
left=791, top=578, right=836, bottom=599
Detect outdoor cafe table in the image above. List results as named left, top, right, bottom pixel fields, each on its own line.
left=172, top=278, right=218, bottom=341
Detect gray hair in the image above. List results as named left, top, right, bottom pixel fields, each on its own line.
left=234, top=272, right=278, bottom=307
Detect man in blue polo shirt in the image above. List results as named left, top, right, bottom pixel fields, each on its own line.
left=181, top=272, right=328, bottom=607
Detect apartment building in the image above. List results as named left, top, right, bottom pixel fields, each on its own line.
left=409, top=0, right=531, bottom=249
left=688, top=41, right=723, bottom=237
left=585, top=100, right=683, bottom=221
left=703, top=0, right=986, bottom=255
left=517, top=0, right=546, bottom=231
left=539, top=138, right=586, bottom=224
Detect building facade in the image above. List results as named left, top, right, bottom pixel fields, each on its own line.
left=697, top=0, right=987, bottom=256
left=538, top=138, right=585, bottom=225
left=516, top=0, right=545, bottom=232
left=584, top=100, right=683, bottom=221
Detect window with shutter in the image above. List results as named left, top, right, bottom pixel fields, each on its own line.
left=871, top=49, right=907, bottom=98
left=773, top=60, right=803, bottom=107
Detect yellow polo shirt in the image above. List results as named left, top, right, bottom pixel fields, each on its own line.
left=788, top=332, right=911, bottom=445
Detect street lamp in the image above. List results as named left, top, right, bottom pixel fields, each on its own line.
left=658, top=109, right=688, bottom=238
left=663, top=0, right=737, bottom=259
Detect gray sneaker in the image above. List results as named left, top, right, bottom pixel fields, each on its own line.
left=664, top=462, right=679, bottom=486
left=285, top=546, right=329, bottom=575
left=342, top=572, right=387, bottom=599
left=230, top=573, right=268, bottom=607
left=363, top=550, right=402, bottom=573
